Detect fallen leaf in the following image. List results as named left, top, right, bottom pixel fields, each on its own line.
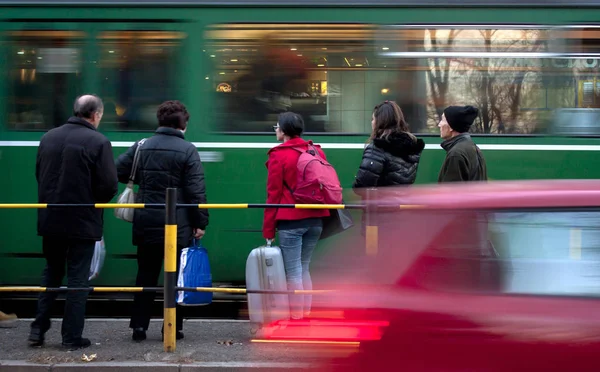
left=217, top=340, right=241, bottom=346
left=81, top=354, right=97, bottom=362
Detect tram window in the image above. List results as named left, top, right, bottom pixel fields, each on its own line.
left=385, top=25, right=600, bottom=136
left=541, top=28, right=600, bottom=136
left=6, top=30, right=84, bottom=131
left=97, top=31, right=185, bottom=131
left=206, top=24, right=600, bottom=136
left=375, top=26, right=560, bottom=135
left=205, top=24, right=384, bottom=134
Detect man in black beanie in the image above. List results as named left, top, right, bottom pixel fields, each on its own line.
left=437, top=105, right=487, bottom=182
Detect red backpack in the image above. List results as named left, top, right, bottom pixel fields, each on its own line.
left=285, top=144, right=343, bottom=205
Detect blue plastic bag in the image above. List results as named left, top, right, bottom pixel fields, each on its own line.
left=176, top=239, right=212, bottom=306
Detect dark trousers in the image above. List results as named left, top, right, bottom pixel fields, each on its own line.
left=129, top=244, right=183, bottom=331
left=31, top=237, right=95, bottom=343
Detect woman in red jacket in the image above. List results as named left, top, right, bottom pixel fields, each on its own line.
left=262, top=112, right=330, bottom=319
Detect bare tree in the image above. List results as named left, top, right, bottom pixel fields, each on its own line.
left=448, top=29, right=546, bottom=134
left=426, top=29, right=460, bottom=121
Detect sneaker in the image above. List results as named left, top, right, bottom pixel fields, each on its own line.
left=62, top=337, right=91, bottom=351
left=0, top=311, right=17, bottom=328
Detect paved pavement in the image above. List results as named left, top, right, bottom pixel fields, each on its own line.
left=0, top=318, right=334, bottom=371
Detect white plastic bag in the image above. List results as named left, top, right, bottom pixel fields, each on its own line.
left=89, top=237, right=106, bottom=281
left=114, top=181, right=136, bottom=222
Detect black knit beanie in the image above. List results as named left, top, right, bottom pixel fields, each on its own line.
left=443, top=105, right=479, bottom=133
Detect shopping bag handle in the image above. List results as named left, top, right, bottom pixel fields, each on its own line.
left=192, top=238, right=205, bottom=250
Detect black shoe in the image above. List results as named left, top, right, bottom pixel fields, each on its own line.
left=28, top=327, right=45, bottom=347
left=62, top=337, right=91, bottom=351
left=132, top=328, right=147, bottom=342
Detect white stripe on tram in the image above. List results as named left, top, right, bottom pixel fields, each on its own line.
left=2, top=140, right=600, bottom=151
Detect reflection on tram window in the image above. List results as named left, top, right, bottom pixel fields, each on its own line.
left=378, top=26, right=600, bottom=135
left=6, top=30, right=84, bottom=131
left=548, top=28, right=600, bottom=136
left=205, top=24, right=384, bottom=134
left=97, top=31, right=185, bottom=131
left=207, top=24, right=600, bottom=136
left=377, top=27, right=553, bottom=135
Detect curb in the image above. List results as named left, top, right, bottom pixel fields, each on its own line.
left=0, top=361, right=315, bottom=371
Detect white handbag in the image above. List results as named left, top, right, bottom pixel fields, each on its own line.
left=114, top=139, right=146, bottom=222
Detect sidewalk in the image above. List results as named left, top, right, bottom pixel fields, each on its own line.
left=0, top=319, right=321, bottom=371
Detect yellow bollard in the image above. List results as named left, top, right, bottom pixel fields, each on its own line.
left=163, top=188, right=177, bottom=352
left=365, top=188, right=378, bottom=255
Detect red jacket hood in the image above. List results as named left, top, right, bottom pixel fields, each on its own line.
left=267, top=137, right=321, bottom=155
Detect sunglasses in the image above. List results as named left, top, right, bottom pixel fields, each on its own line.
left=273, top=125, right=280, bottom=131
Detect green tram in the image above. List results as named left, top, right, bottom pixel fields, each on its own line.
left=1, top=0, right=600, bottom=291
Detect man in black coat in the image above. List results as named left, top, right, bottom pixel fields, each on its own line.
left=437, top=105, right=488, bottom=183
left=30, top=94, right=118, bottom=350
left=115, top=100, right=209, bottom=342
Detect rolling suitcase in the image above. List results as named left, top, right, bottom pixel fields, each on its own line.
left=245, top=240, right=290, bottom=329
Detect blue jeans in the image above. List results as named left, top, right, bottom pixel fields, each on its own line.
left=278, top=221, right=323, bottom=319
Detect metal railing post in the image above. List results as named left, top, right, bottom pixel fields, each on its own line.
left=163, top=188, right=177, bottom=352
left=365, top=188, right=378, bottom=255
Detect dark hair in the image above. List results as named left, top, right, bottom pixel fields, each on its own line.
left=370, top=100, right=415, bottom=141
left=157, top=100, right=190, bottom=130
left=73, top=94, right=103, bottom=119
left=278, top=111, right=304, bottom=138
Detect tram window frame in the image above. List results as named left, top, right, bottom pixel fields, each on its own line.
left=95, top=29, right=187, bottom=133
left=4, top=29, right=85, bottom=132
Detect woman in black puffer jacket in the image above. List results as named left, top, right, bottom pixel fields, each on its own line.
left=352, top=100, right=425, bottom=236
left=353, top=100, right=425, bottom=191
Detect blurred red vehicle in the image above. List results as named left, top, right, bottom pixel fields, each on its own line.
left=256, top=180, right=600, bottom=371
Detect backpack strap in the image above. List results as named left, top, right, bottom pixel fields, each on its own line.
left=293, top=144, right=321, bottom=157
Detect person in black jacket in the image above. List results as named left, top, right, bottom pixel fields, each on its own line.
left=116, top=100, right=209, bottom=342
left=353, top=100, right=425, bottom=191
left=29, top=94, right=118, bottom=350
left=352, top=100, right=425, bottom=235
